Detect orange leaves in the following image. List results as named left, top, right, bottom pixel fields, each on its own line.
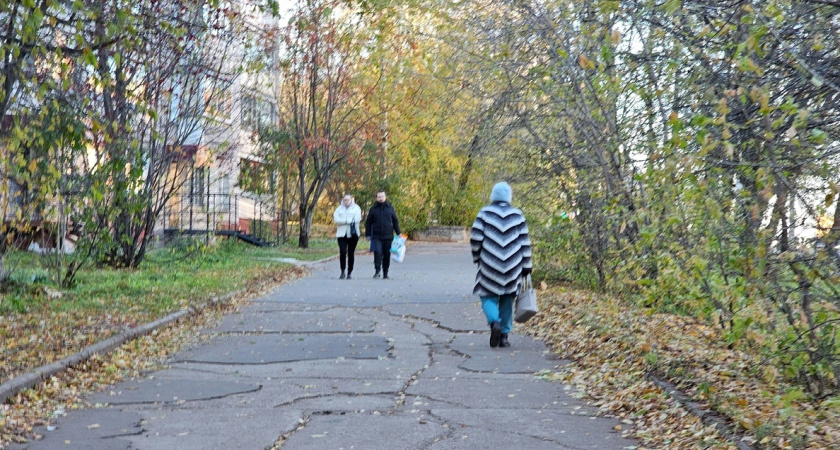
left=577, top=54, right=596, bottom=70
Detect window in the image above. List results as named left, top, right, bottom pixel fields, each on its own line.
left=204, top=84, right=232, bottom=118
left=218, top=174, right=231, bottom=212
left=219, top=174, right=231, bottom=196
left=241, top=94, right=258, bottom=127
left=241, top=93, right=277, bottom=129
left=189, top=167, right=207, bottom=206
left=261, top=101, right=277, bottom=127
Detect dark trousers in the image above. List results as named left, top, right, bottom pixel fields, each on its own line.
left=371, top=238, right=392, bottom=274
left=337, top=236, right=359, bottom=273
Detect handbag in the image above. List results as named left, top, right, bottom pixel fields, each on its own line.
left=514, top=274, right=539, bottom=323
left=349, top=221, right=359, bottom=238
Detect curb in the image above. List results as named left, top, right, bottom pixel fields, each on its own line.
left=0, top=254, right=337, bottom=405
left=0, top=289, right=244, bottom=405
left=291, top=249, right=367, bottom=267
left=647, top=373, right=754, bottom=450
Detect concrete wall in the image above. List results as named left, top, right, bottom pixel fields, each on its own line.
left=412, top=226, right=468, bottom=243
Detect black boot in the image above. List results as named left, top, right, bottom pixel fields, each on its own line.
left=373, top=270, right=381, bottom=278
left=489, top=321, right=501, bottom=348
left=346, top=271, right=352, bottom=280
left=499, top=333, right=511, bottom=348
left=340, top=270, right=346, bottom=279
left=383, top=271, right=389, bottom=279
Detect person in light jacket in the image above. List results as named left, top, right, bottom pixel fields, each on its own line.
left=333, top=194, right=362, bottom=279
left=470, top=182, right=532, bottom=348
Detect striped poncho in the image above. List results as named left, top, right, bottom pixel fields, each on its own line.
left=470, top=201, right=532, bottom=297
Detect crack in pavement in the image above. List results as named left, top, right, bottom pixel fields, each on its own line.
left=212, top=329, right=377, bottom=336
left=413, top=408, right=594, bottom=450
left=174, top=355, right=389, bottom=365
left=442, top=345, right=548, bottom=374
left=383, top=309, right=483, bottom=334
left=381, top=309, right=435, bottom=409
left=274, top=309, right=581, bottom=449
left=270, top=413, right=309, bottom=450
left=272, top=392, right=397, bottom=409
left=100, top=429, right=146, bottom=440
left=269, top=307, right=435, bottom=446
left=93, top=384, right=264, bottom=407
left=11, top=244, right=638, bottom=450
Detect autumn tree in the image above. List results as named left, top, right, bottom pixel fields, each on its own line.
left=0, top=0, right=125, bottom=283
left=269, top=0, right=388, bottom=248
left=0, top=1, right=97, bottom=282
left=341, top=1, right=489, bottom=230
left=1, top=0, right=249, bottom=282
left=81, top=0, right=245, bottom=268
left=423, top=0, right=840, bottom=396
left=636, top=0, right=840, bottom=396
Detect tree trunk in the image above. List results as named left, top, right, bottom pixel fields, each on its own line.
left=824, top=198, right=840, bottom=248
left=280, top=167, right=289, bottom=244
left=457, top=136, right=476, bottom=192
left=0, top=254, right=7, bottom=284
left=298, top=202, right=312, bottom=248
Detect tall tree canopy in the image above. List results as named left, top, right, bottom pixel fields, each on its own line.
left=419, top=0, right=840, bottom=397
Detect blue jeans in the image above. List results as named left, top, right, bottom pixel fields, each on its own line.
left=481, top=294, right=515, bottom=334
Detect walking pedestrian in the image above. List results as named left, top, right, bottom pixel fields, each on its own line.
left=364, top=191, right=401, bottom=279
left=333, top=194, right=362, bottom=279
left=470, top=182, right=532, bottom=348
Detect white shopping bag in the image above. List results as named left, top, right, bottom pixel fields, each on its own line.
left=514, top=275, right=538, bottom=323
left=391, top=245, right=406, bottom=263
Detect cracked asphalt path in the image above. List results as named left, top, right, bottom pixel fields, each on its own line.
left=11, top=242, right=638, bottom=449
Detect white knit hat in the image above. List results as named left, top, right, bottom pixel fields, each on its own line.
left=490, top=182, right=512, bottom=203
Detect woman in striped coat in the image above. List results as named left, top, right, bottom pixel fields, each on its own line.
left=470, top=182, right=532, bottom=348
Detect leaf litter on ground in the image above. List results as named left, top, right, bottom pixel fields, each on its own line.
left=519, top=286, right=840, bottom=450
left=520, top=288, right=840, bottom=449
left=6, top=268, right=839, bottom=449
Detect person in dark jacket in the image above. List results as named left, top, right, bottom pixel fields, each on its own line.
left=470, top=182, right=532, bottom=348
left=364, top=191, right=401, bottom=279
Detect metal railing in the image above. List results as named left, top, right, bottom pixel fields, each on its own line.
left=161, top=193, right=281, bottom=245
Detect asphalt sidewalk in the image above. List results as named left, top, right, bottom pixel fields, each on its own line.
left=10, top=242, right=638, bottom=449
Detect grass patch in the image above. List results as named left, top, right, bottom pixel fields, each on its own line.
left=0, top=238, right=335, bottom=385
left=224, top=237, right=337, bottom=261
